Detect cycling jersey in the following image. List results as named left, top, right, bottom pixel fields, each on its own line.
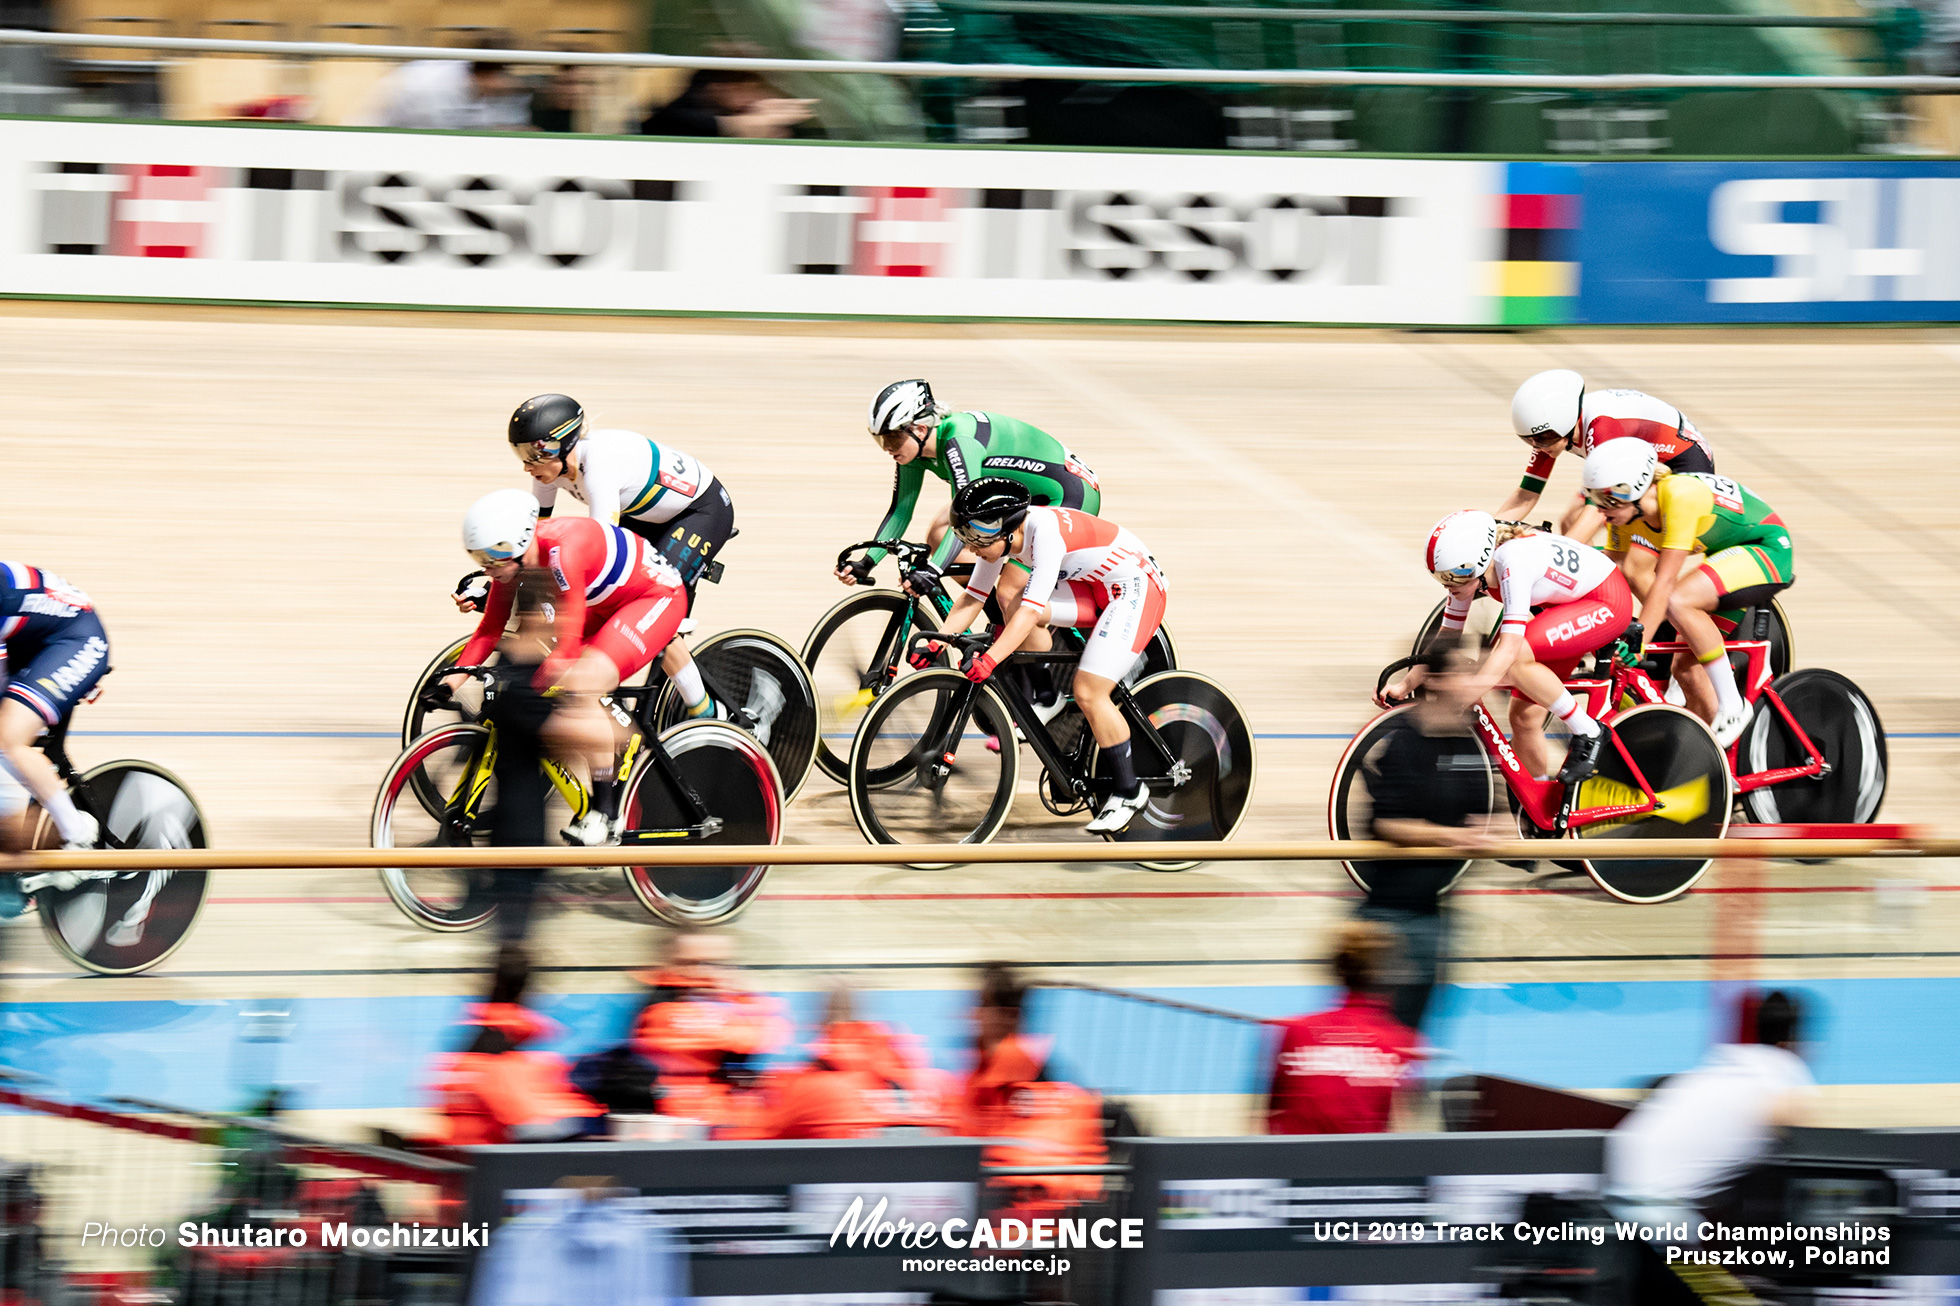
left=1608, top=472, right=1793, bottom=605
left=459, top=518, right=687, bottom=681
left=1520, top=388, right=1713, bottom=496
left=0, top=562, right=110, bottom=726
left=966, top=507, right=1166, bottom=682
left=1443, top=533, right=1630, bottom=684
left=532, top=428, right=716, bottom=527
left=868, top=412, right=1101, bottom=570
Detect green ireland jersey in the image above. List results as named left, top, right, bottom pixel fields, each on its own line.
left=867, top=411, right=1103, bottom=569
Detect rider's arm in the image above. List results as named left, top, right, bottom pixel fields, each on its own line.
left=529, top=477, right=558, bottom=520
left=940, top=559, right=1003, bottom=634
left=1634, top=478, right=1709, bottom=634
left=925, top=430, right=989, bottom=570
left=1495, top=448, right=1558, bottom=519
left=982, top=600, right=1042, bottom=667
left=458, top=577, right=518, bottom=667
left=863, top=462, right=926, bottom=570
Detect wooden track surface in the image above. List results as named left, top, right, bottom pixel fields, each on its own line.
left=5, top=305, right=1960, bottom=1124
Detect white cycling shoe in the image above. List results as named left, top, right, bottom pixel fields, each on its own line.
left=1085, top=788, right=1149, bottom=835
left=60, top=813, right=99, bottom=851
left=560, top=811, right=620, bottom=848
left=1712, top=705, right=1751, bottom=749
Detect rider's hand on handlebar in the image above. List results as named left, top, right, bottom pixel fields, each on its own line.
left=909, top=640, right=944, bottom=671
left=900, top=564, right=941, bottom=600
left=836, top=558, right=874, bottom=588
left=1377, top=667, right=1426, bottom=709
left=964, top=652, right=997, bottom=684
left=1622, top=619, right=1646, bottom=660
left=452, top=570, right=490, bottom=614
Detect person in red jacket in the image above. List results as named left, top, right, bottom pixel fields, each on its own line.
left=960, top=964, right=1107, bottom=1217
left=1266, top=922, right=1422, bottom=1136
left=427, top=944, right=604, bottom=1145
left=762, top=987, right=956, bottom=1139
left=630, top=926, right=789, bottom=1138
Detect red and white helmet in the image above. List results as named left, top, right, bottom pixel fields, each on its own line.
left=1424, top=510, right=1497, bottom=585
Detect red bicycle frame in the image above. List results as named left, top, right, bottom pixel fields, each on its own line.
left=1467, top=698, right=1667, bottom=835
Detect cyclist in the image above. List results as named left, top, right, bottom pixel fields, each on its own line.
left=838, top=379, right=1102, bottom=600
left=1499, top=369, right=1715, bottom=556
left=935, top=477, right=1168, bottom=834
left=1582, top=439, right=1793, bottom=748
left=0, top=563, right=109, bottom=849
left=1388, top=511, right=1633, bottom=785
left=448, top=489, right=703, bottom=847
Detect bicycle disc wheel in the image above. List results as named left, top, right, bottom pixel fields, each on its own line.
left=1094, top=671, right=1257, bottom=872
left=1328, top=705, right=1489, bottom=895
left=1739, top=668, right=1887, bottom=826
left=34, top=761, right=210, bottom=976
left=402, top=636, right=500, bottom=819
left=848, top=669, right=1018, bottom=866
left=655, top=628, right=819, bottom=803
left=621, top=719, right=782, bottom=925
left=803, top=589, right=943, bottom=785
left=1572, top=704, right=1731, bottom=903
left=372, top=724, right=515, bottom=932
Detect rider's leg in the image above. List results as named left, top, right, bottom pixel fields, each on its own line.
left=1078, top=576, right=1164, bottom=830
left=1666, top=569, right=1743, bottom=730
left=0, top=701, right=93, bottom=845
left=1671, top=650, right=1716, bottom=722
left=662, top=639, right=713, bottom=718
left=1507, top=698, right=1556, bottom=780
left=541, top=649, right=624, bottom=799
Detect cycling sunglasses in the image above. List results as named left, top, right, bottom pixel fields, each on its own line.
left=1585, top=487, right=1641, bottom=510
left=468, top=544, right=527, bottom=567
left=512, top=440, right=568, bottom=467
left=1518, top=430, right=1572, bottom=452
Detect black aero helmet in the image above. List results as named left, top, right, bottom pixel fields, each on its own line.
left=952, top=476, right=1032, bottom=549
left=867, top=378, right=937, bottom=442
left=509, top=394, right=585, bottom=464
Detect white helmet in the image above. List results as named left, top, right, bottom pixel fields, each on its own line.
left=1581, top=437, right=1659, bottom=506
left=867, top=378, right=938, bottom=441
left=1511, top=369, right=1585, bottom=444
left=463, top=488, right=540, bottom=565
left=1424, top=509, right=1498, bottom=585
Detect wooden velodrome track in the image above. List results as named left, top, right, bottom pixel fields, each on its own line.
left=6, top=301, right=1960, bottom=1131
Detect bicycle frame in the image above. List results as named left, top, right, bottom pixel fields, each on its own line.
left=1469, top=700, right=1667, bottom=835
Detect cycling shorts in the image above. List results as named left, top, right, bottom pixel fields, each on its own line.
left=1044, top=573, right=1167, bottom=682
left=1700, top=538, right=1793, bottom=611
left=1510, top=569, right=1632, bottom=695
left=625, top=478, right=735, bottom=600
left=585, top=594, right=686, bottom=682
left=2, top=610, right=110, bottom=726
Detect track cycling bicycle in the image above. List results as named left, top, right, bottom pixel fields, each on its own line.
left=1331, top=639, right=1733, bottom=904
left=15, top=710, right=210, bottom=975
left=373, top=664, right=783, bottom=928
left=1412, top=593, right=1794, bottom=682
left=806, top=539, right=1178, bottom=785
left=402, top=572, right=819, bottom=807
left=847, top=630, right=1252, bottom=871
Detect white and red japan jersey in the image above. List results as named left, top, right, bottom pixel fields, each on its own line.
left=967, top=507, right=1164, bottom=614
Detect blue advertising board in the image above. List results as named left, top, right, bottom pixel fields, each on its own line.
left=1574, top=161, right=1960, bottom=324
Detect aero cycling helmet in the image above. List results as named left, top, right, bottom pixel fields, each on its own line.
left=951, top=477, right=1032, bottom=550
left=509, top=394, right=585, bottom=464
left=868, top=379, right=939, bottom=441
left=1425, top=509, right=1498, bottom=586
left=463, top=488, right=541, bottom=566
left=1511, top=369, right=1586, bottom=444
left=1581, top=437, right=1659, bottom=507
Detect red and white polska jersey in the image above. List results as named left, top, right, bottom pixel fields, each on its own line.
left=967, top=507, right=1165, bottom=613
left=1444, top=532, right=1616, bottom=636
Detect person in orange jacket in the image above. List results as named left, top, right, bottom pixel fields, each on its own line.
left=960, top=964, right=1107, bottom=1217
left=427, top=944, right=604, bottom=1145
left=630, top=925, right=790, bottom=1138
left=762, top=987, right=958, bottom=1139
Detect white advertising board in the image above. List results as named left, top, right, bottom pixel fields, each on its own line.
left=0, top=119, right=1499, bottom=324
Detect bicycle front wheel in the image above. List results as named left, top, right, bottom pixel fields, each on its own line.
left=371, top=724, right=514, bottom=932
left=655, top=628, right=817, bottom=803
left=35, top=761, right=210, bottom=976
left=1328, top=706, right=1488, bottom=895
left=1411, top=597, right=1502, bottom=657
left=1572, top=704, right=1732, bottom=904
left=621, top=719, right=782, bottom=925
left=1739, top=668, right=1887, bottom=826
left=1095, top=671, right=1257, bottom=871
left=401, top=636, right=501, bottom=819
left=848, top=669, right=1019, bottom=864
left=804, top=589, right=944, bottom=785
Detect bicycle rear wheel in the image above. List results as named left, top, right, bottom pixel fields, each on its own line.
left=1094, top=671, right=1257, bottom=871
left=1739, top=668, right=1887, bottom=825
left=1572, top=704, right=1731, bottom=903
left=1328, top=705, right=1488, bottom=895
left=848, top=669, right=1019, bottom=865
left=803, top=589, right=943, bottom=785
left=372, top=724, right=527, bottom=932
left=34, top=761, right=210, bottom=976
left=621, top=719, right=782, bottom=925
left=655, top=628, right=819, bottom=802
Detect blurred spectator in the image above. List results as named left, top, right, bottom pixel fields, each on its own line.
left=1364, top=644, right=1502, bottom=1030
left=530, top=66, right=594, bottom=133
left=962, top=964, right=1106, bottom=1216
left=427, top=944, right=603, bottom=1145
left=482, top=568, right=563, bottom=943
left=1265, top=922, right=1421, bottom=1136
left=1606, top=990, right=1818, bottom=1207
left=640, top=70, right=816, bottom=138
left=631, top=926, right=789, bottom=1137
left=761, top=986, right=956, bottom=1139
left=364, top=57, right=531, bottom=131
